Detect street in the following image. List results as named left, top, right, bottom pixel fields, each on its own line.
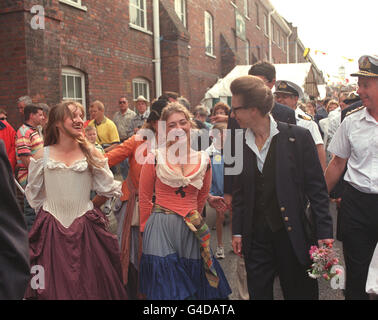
left=205, top=201, right=345, bottom=300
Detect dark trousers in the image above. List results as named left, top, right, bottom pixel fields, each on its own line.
left=244, top=221, right=318, bottom=300
left=340, top=183, right=378, bottom=300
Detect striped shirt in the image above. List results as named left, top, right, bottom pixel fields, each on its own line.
left=15, top=123, right=43, bottom=187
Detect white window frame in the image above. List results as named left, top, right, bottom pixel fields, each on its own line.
left=129, top=0, right=148, bottom=32
left=59, top=0, right=87, bottom=11
left=255, top=2, right=260, bottom=27
left=245, top=40, right=250, bottom=65
left=175, top=0, right=187, bottom=27
left=61, top=67, right=87, bottom=115
left=244, top=0, right=250, bottom=18
left=132, top=78, right=150, bottom=102
left=205, top=11, right=215, bottom=57
left=263, top=13, right=268, bottom=36
left=277, top=28, right=281, bottom=47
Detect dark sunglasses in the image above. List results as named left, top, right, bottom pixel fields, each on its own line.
left=0, top=117, right=7, bottom=120
left=119, top=101, right=127, bottom=104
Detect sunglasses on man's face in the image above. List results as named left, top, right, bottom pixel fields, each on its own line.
left=119, top=101, right=127, bottom=104
left=0, top=117, right=7, bottom=120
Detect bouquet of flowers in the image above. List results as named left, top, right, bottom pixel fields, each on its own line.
left=307, top=243, right=343, bottom=281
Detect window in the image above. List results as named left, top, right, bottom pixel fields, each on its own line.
left=61, top=67, right=86, bottom=107
left=205, top=11, right=214, bottom=56
left=255, top=2, right=260, bottom=27
left=244, top=0, right=249, bottom=18
left=132, top=78, right=150, bottom=101
left=130, top=0, right=147, bottom=30
left=59, top=0, right=87, bottom=11
left=277, top=28, right=281, bottom=47
left=236, top=11, right=246, bottom=40
left=175, top=0, right=186, bottom=27
left=245, top=40, right=250, bottom=65
left=271, top=22, right=275, bottom=43
left=263, top=13, right=268, bottom=36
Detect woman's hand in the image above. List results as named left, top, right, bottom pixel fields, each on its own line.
left=207, top=195, right=227, bottom=213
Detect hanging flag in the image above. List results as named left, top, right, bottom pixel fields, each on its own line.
left=303, top=48, right=310, bottom=60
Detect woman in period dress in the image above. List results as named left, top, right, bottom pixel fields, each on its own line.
left=99, top=98, right=168, bottom=298
left=138, top=103, right=232, bottom=300
left=24, top=101, right=127, bottom=299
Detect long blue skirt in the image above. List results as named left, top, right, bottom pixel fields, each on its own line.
left=139, top=211, right=232, bottom=300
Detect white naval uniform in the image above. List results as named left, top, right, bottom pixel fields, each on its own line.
left=328, top=106, right=378, bottom=194
left=295, top=107, right=324, bottom=145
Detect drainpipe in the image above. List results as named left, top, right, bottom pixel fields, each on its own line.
left=286, top=29, right=292, bottom=63
left=268, top=9, right=276, bottom=63
left=153, top=0, right=162, bottom=98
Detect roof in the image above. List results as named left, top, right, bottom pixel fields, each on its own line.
left=203, top=63, right=315, bottom=102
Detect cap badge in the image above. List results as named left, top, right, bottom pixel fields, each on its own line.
left=360, top=57, right=371, bottom=71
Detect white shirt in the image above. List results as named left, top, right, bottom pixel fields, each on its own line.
left=328, top=107, right=378, bottom=194
left=295, top=107, right=324, bottom=145
left=245, top=115, right=279, bottom=172
left=327, top=107, right=342, bottom=140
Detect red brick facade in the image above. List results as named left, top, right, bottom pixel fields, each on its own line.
left=0, top=0, right=320, bottom=127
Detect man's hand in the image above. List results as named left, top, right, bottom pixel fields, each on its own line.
left=232, top=236, right=242, bottom=257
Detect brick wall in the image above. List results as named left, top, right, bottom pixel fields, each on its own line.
left=160, top=0, right=291, bottom=108
left=0, top=2, right=28, bottom=128
left=0, top=0, right=310, bottom=127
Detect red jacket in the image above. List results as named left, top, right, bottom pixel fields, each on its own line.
left=0, top=120, right=16, bottom=172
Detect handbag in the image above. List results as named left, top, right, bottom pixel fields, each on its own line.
left=103, top=197, right=119, bottom=235
left=131, top=196, right=140, bottom=227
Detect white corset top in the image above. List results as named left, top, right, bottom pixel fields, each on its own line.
left=25, top=147, right=122, bottom=229
left=43, top=159, right=93, bottom=228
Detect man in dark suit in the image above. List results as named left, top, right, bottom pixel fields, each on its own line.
left=0, top=140, right=30, bottom=299
left=230, top=76, right=333, bottom=300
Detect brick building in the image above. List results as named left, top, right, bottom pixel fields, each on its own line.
left=0, top=0, right=322, bottom=127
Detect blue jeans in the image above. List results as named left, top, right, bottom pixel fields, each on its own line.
left=119, top=159, right=129, bottom=180
left=24, top=196, right=36, bottom=231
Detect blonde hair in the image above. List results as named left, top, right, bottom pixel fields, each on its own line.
left=90, top=100, right=105, bottom=112
left=326, top=99, right=339, bottom=113
left=45, top=101, right=104, bottom=170
left=160, top=102, right=197, bottom=128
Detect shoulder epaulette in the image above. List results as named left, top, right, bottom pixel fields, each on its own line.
left=298, top=114, right=312, bottom=121
left=346, top=106, right=365, bottom=117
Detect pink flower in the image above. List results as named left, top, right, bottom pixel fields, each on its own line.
left=323, top=273, right=330, bottom=281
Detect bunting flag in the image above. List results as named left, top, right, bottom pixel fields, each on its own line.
left=303, top=48, right=355, bottom=62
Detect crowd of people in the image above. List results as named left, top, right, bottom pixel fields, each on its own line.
left=0, top=54, right=377, bottom=300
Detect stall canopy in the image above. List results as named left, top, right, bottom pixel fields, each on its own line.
left=202, top=63, right=322, bottom=110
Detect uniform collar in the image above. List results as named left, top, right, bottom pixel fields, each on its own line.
left=362, top=107, right=378, bottom=124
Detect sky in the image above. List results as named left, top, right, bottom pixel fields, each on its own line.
left=269, top=0, right=378, bottom=84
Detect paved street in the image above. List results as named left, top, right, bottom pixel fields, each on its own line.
left=205, top=202, right=345, bottom=300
